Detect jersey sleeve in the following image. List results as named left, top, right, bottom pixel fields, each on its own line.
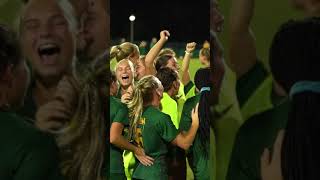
left=179, top=101, right=193, bottom=132
left=236, top=61, right=269, bottom=107
left=113, top=103, right=129, bottom=126
left=155, top=114, right=179, bottom=143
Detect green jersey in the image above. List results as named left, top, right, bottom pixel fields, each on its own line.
left=180, top=94, right=213, bottom=180
left=236, top=61, right=274, bottom=121
left=132, top=106, right=179, bottom=180
left=109, top=96, right=129, bottom=177
left=184, top=81, right=196, bottom=100
left=227, top=100, right=289, bottom=180
left=0, top=111, right=64, bottom=180
left=213, top=64, right=243, bottom=180
left=16, top=83, right=37, bottom=123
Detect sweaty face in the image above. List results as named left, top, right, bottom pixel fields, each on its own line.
left=210, top=0, right=224, bottom=33
left=116, top=61, right=134, bottom=88
left=154, top=84, right=164, bottom=107
left=81, top=0, right=108, bottom=59
left=20, top=0, right=75, bottom=82
left=135, top=59, right=146, bottom=80
left=199, top=54, right=209, bottom=66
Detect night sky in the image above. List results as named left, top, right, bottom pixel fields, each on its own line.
left=110, top=0, right=210, bottom=43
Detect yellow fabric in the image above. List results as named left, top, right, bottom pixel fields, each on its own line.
left=241, top=76, right=274, bottom=121
left=177, top=82, right=186, bottom=126
left=123, top=151, right=135, bottom=180
left=213, top=65, right=243, bottom=180
left=185, top=85, right=196, bottom=100
left=161, top=92, right=179, bottom=129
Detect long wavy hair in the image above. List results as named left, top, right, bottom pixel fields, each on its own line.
left=54, top=50, right=108, bottom=180
left=127, top=75, right=161, bottom=141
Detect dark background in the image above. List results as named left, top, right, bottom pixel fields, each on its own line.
left=110, top=0, right=210, bottom=43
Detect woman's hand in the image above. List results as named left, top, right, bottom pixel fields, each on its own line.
left=186, top=42, right=196, bottom=54
left=260, top=130, right=284, bottom=180
left=191, top=103, right=199, bottom=128
left=160, top=30, right=170, bottom=41
left=134, top=147, right=154, bottom=166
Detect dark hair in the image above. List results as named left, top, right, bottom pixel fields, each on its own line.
left=155, top=67, right=178, bottom=92
left=155, top=55, right=173, bottom=72
left=269, top=17, right=320, bottom=180
left=194, top=68, right=213, bottom=158
left=110, top=70, right=116, bottom=82
left=0, top=25, right=22, bottom=76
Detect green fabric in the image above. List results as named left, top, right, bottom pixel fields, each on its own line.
left=184, top=81, right=196, bottom=100
left=16, top=84, right=37, bottom=123
left=0, top=111, right=64, bottom=180
left=236, top=61, right=274, bottom=121
left=132, top=106, right=179, bottom=180
left=213, top=64, right=243, bottom=180
left=236, top=61, right=269, bottom=107
left=109, top=173, right=127, bottom=180
left=180, top=94, right=211, bottom=180
left=161, top=92, right=179, bottom=129
left=110, top=96, right=129, bottom=174
left=226, top=99, right=289, bottom=180
left=209, top=127, right=217, bottom=180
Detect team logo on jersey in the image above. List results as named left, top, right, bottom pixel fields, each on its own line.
left=134, top=117, right=145, bottom=148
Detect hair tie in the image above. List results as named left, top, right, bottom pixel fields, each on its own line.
left=289, top=81, right=320, bottom=98
left=200, top=87, right=211, bottom=93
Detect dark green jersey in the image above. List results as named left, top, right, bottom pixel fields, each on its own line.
left=226, top=100, right=290, bottom=180
left=16, top=84, right=37, bottom=123
left=0, top=111, right=64, bottom=180
left=132, top=106, right=179, bottom=180
left=236, top=61, right=274, bottom=121
left=180, top=94, right=210, bottom=180
left=109, top=96, right=129, bottom=175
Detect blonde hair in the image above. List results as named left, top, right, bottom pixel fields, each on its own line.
left=127, top=75, right=161, bottom=140
left=200, top=47, right=210, bottom=60
left=158, top=48, right=176, bottom=57
left=110, top=42, right=140, bottom=62
left=55, top=51, right=108, bottom=180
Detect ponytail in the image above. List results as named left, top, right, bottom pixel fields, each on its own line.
left=127, top=87, right=144, bottom=141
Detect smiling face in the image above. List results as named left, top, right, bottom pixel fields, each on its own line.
left=135, top=58, right=146, bottom=80
left=81, top=0, right=108, bottom=59
left=20, top=0, right=75, bottom=82
left=115, top=60, right=134, bottom=89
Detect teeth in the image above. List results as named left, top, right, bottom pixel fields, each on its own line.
left=39, top=43, right=58, bottom=51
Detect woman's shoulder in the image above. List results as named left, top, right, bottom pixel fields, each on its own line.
left=144, top=106, right=171, bottom=120
left=0, top=111, right=54, bottom=143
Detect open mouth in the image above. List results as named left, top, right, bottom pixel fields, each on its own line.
left=122, top=74, right=129, bottom=80
left=38, top=43, right=61, bottom=65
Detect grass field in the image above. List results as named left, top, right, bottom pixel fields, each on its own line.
left=110, top=58, right=204, bottom=82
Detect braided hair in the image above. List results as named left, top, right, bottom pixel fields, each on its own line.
left=194, top=67, right=213, bottom=158
left=269, top=17, right=320, bottom=180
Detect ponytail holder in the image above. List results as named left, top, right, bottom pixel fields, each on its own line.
left=289, top=81, right=320, bottom=98
left=200, top=87, right=211, bottom=93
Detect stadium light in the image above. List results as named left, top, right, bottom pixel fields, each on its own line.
left=129, top=15, right=136, bottom=22
left=129, top=15, right=135, bottom=42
